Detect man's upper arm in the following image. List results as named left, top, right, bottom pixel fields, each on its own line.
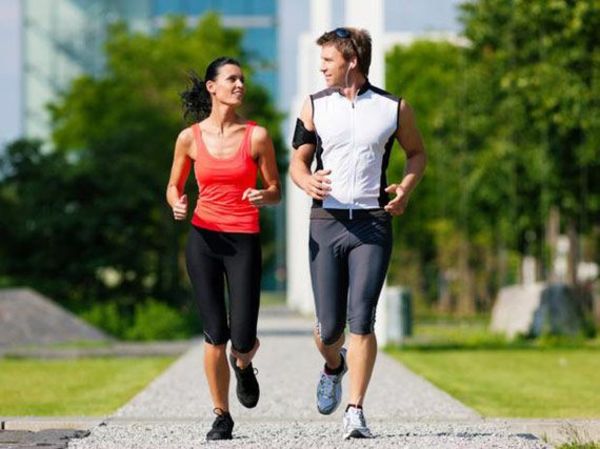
left=395, top=99, right=425, bottom=157
left=292, top=97, right=316, bottom=165
left=299, top=97, right=315, bottom=132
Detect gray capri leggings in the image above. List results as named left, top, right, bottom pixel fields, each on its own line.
left=308, top=208, right=392, bottom=345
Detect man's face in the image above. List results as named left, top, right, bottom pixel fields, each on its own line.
left=320, top=44, right=351, bottom=88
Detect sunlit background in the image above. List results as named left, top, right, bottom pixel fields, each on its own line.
left=0, top=0, right=598, bottom=346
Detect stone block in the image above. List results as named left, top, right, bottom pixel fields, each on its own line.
left=490, top=282, right=584, bottom=338
left=0, top=288, right=109, bottom=347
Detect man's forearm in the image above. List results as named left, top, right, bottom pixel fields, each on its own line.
left=399, top=152, right=426, bottom=194
left=290, top=159, right=313, bottom=192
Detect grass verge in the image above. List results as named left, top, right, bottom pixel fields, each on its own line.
left=388, top=314, right=599, bottom=418
left=388, top=348, right=600, bottom=418
left=0, top=357, right=174, bottom=415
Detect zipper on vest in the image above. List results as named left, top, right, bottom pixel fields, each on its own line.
left=349, top=98, right=357, bottom=220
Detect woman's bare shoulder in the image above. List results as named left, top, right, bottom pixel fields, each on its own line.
left=251, top=124, right=270, bottom=142
left=177, top=126, right=195, bottom=144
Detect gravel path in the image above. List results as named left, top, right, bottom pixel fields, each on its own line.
left=68, top=307, right=552, bottom=449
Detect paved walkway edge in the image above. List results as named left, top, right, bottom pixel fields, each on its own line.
left=1, top=417, right=105, bottom=431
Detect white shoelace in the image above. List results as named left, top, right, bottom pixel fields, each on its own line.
left=346, top=408, right=368, bottom=430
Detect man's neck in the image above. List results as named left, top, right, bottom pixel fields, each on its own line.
left=340, top=73, right=368, bottom=102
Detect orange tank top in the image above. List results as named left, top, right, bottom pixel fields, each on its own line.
left=191, top=122, right=260, bottom=233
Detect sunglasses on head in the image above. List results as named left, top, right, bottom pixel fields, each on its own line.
left=332, top=27, right=359, bottom=59
left=333, top=27, right=351, bottom=39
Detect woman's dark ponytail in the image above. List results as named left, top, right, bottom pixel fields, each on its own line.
left=181, top=71, right=211, bottom=123
left=181, top=57, right=241, bottom=123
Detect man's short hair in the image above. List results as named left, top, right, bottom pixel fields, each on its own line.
left=316, top=27, right=372, bottom=77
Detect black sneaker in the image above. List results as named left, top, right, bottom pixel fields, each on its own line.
left=229, top=353, right=260, bottom=408
left=206, top=408, right=234, bottom=441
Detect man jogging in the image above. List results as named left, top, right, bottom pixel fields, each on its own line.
left=289, top=27, right=426, bottom=439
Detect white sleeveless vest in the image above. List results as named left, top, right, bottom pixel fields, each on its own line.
left=311, top=82, right=400, bottom=210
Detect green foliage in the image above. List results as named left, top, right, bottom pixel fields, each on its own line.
left=460, top=0, right=600, bottom=222
left=81, top=301, right=127, bottom=338
left=125, top=299, right=190, bottom=341
left=385, top=0, right=600, bottom=314
left=0, top=14, right=283, bottom=313
left=80, top=298, right=198, bottom=340
left=0, top=139, right=100, bottom=299
left=385, top=42, right=465, bottom=308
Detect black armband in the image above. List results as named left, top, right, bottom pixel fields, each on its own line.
left=292, top=118, right=317, bottom=149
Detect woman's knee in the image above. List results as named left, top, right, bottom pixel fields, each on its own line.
left=203, top=328, right=229, bottom=346
left=230, top=331, right=257, bottom=354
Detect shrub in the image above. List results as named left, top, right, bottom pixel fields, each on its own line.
left=125, top=299, right=190, bottom=341
left=81, top=298, right=199, bottom=341
left=80, top=300, right=130, bottom=338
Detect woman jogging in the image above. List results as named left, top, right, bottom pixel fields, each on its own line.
left=166, top=56, right=281, bottom=441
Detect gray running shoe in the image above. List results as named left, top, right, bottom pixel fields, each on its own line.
left=343, top=406, right=373, bottom=439
left=316, top=347, right=347, bottom=415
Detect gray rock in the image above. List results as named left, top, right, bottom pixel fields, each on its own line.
left=491, top=283, right=584, bottom=338
left=0, top=288, right=109, bottom=347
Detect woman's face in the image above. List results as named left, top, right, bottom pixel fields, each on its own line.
left=206, top=64, right=245, bottom=107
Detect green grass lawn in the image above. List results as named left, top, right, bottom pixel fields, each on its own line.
left=0, top=357, right=174, bottom=415
left=387, top=314, right=600, bottom=418
left=389, top=347, right=600, bottom=418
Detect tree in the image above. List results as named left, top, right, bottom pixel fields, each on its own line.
left=460, top=0, right=600, bottom=282
left=0, top=14, right=283, bottom=311
left=384, top=0, right=600, bottom=314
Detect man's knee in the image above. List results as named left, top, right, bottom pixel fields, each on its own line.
left=348, top=318, right=376, bottom=336
left=348, top=306, right=377, bottom=336
left=348, top=326, right=375, bottom=337
left=316, top=321, right=345, bottom=346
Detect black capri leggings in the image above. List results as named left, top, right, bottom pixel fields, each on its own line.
left=185, top=225, right=261, bottom=353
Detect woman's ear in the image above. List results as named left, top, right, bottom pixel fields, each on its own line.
left=206, top=79, right=216, bottom=94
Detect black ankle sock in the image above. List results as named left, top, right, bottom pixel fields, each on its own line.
left=324, top=353, right=345, bottom=375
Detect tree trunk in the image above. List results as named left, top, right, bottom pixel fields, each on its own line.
left=567, top=219, right=579, bottom=286
left=456, top=237, right=476, bottom=316
left=546, top=206, right=560, bottom=282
